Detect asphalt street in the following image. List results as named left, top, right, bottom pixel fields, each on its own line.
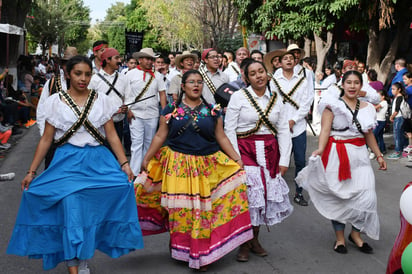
left=0, top=127, right=410, bottom=274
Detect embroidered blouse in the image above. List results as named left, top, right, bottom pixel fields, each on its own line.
left=163, top=102, right=221, bottom=155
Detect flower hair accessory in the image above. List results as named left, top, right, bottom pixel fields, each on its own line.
left=164, top=104, right=179, bottom=124
left=210, top=104, right=221, bottom=116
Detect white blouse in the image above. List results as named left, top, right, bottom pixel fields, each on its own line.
left=224, top=86, right=292, bottom=167
left=44, top=92, right=117, bottom=147
left=318, top=93, right=377, bottom=138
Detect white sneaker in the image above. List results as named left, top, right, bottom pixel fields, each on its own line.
left=403, top=146, right=412, bottom=154
left=369, top=152, right=375, bottom=160
left=0, top=143, right=11, bottom=150
left=78, top=260, right=90, bottom=274
left=0, top=172, right=15, bottom=181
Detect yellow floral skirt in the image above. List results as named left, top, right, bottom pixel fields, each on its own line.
left=135, top=146, right=253, bottom=269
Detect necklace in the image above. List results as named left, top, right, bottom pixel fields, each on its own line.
left=183, top=99, right=202, bottom=109
left=341, top=97, right=357, bottom=110
left=67, top=89, right=88, bottom=107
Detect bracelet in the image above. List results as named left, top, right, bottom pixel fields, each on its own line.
left=27, top=170, right=36, bottom=176
left=376, top=155, right=384, bottom=161
left=120, top=160, right=129, bottom=167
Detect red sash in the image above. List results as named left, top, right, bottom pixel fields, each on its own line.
left=321, top=136, right=366, bottom=181
left=237, top=134, right=280, bottom=178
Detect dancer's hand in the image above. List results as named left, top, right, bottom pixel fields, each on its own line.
left=21, top=174, right=34, bottom=191
left=377, top=156, right=387, bottom=170
left=121, top=163, right=134, bottom=182
left=279, top=166, right=288, bottom=176
left=141, top=159, right=149, bottom=173
left=312, top=149, right=323, bottom=157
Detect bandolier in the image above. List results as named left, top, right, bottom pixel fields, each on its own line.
left=236, top=88, right=278, bottom=138
left=55, top=89, right=105, bottom=146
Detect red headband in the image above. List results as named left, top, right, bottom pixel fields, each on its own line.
left=93, top=44, right=106, bottom=52
left=343, top=60, right=357, bottom=70
left=202, top=48, right=215, bottom=61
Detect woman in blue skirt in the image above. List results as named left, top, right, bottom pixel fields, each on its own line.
left=7, top=56, right=143, bottom=273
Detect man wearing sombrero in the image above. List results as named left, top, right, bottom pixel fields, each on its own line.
left=263, top=49, right=285, bottom=77
left=168, top=51, right=198, bottom=102
left=125, top=48, right=167, bottom=175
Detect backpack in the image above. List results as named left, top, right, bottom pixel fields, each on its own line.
left=400, top=97, right=411, bottom=119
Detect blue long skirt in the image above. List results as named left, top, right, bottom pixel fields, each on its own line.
left=7, top=144, right=144, bottom=270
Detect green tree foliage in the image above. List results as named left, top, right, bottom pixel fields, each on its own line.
left=59, top=0, right=90, bottom=54
left=235, top=0, right=359, bottom=41
left=96, top=2, right=127, bottom=54
left=139, top=0, right=203, bottom=51
left=26, top=0, right=65, bottom=55
left=234, top=0, right=410, bottom=79
left=26, top=0, right=90, bottom=56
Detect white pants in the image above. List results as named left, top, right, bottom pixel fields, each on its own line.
left=129, top=117, right=159, bottom=174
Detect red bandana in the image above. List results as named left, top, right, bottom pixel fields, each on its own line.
left=137, top=65, right=155, bottom=81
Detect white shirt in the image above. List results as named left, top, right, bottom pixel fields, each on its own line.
left=125, top=69, right=166, bottom=119
left=168, top=73, right=182, bottom=96
left=38, top=63, right=47, bottom=75
left=224, top=62, right=241, bottom=82
left=44, top=92, right=117, bottom=147
left=224, top=86, right=292, bottom=167
left=316, top=74, right=337, bottom=90
left=167, top=68, right=180, bottom=84
left=92, top=59, right=101, bottom=74
left=37, top=71, right=67, bottom=135
left=376, top=100, right=388, bottom=121
left=294, top=64, right=314, bottom=95
left=88, top=69, right=128, bottom=122
left=201, top=68, right=229, bottom=104
left=270, top=68, right=314, bottom=137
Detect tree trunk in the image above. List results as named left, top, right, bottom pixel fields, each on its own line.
left=303, top=37, right=311, bottom=58
left=314, top=30, right=333, bottom=75
left=367, top=21, right=407, bottom=83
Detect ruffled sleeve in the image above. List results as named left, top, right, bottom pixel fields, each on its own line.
left=44, top=93, right=68, bottom=130
left=319, top=93, right=377, bottom=134
left=359, top=103, right=378, bottom=132
left=90, top=92, right=118, bottom=128
left=319, top=93, right=352, bottom=121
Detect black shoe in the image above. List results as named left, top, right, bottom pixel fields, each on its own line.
left=348, top=234, right=373, bottom=254
left=293, top=194, right=308, bottom=206
left=333, top=242, right=347, bottom=254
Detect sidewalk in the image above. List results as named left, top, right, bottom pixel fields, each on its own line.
left=0, top=125, right=36, bottom=169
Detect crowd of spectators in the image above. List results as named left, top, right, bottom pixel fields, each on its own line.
left=0, top=54, right=56, bottom=151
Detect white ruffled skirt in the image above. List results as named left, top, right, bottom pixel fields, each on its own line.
left=296, top=143, right=380, bottom=240
left=245, top=166, right=293, bottom=226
